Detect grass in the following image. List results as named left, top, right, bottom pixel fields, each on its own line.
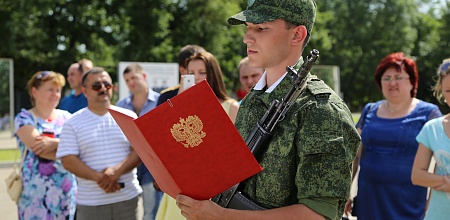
left=0, top=149, right=20, bottom=162
left=352, top=114, right=360, bottom=124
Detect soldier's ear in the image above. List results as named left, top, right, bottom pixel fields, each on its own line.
left=291, top=25, right=307, bottom=46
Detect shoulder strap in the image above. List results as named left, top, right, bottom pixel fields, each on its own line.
left=17, top=110, right=38, bottom=173
left=359, top=103, right=375, bottom=130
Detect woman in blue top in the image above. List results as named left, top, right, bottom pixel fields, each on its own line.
left=412, top=59, right=450, bottom=220
left=344, top=52, right=442, bottom=219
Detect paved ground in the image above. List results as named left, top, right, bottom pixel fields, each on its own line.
left=0, top=129, right=16, bottom=150
left=0, top=168, right=143, bottom=219
left=0, top=166, right=19, bottom=220
left=0, top=130, right=18, bottom=219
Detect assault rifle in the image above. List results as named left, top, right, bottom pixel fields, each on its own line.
left=211, top=49, right=320, bottom=210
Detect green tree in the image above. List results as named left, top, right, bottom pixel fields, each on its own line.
left=0, top=61, right=11, bottom=114
left=315, top=0, right=426, bottom=111
left=0, top=0, right=129, bottom=87
left=1, top=0, right=447, bottom=113
left=167, top=0, right=245, bottom=92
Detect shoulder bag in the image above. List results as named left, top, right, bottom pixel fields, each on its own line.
left=4, top=110, right=36, bottom=204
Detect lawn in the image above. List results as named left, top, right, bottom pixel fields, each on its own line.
left=352, top=113, right=361, bottom=124
left=0, top=148, right=20, bottom=162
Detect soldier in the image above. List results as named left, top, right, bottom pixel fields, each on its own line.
left=175, top=0, right=360, bottom=219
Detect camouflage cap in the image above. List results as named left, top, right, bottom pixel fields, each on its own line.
left=228, top=0, right=316, bottom=34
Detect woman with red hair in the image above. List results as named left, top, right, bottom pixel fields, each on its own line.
left=345, top=52, right=442, bottom=219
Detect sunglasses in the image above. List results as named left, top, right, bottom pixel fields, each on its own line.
left=36, top=71, right=51, bottom=80
left=439, top=62, right=450, bottom=75
left=91, top=81, right=112, bottom=91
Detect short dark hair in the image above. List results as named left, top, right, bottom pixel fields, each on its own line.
left=82, top=67, right=105, bottom=86
left=285, top=20, right=310, bottom=49
left=177, top=45, right=206, bottom=68
left=123, top=63, right=144, bottom=75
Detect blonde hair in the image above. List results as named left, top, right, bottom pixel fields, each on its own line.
left=432, top=58, right=450, bottom=103
left=27, top=71, right=65, bottom=106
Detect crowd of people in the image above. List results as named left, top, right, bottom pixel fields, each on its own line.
left=12, top=44, right=255, bottom=220
left=10, top=0, right=450, bottom=220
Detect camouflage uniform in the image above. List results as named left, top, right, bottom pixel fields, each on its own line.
left=236, top=72, right=360, bottom=220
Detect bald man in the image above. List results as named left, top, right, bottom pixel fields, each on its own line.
left=59, top=63, right=88, bottom=113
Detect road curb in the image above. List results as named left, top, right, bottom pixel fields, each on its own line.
left=0, top=161, right=15, bottom=168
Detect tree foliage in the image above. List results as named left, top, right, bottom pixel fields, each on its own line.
left=1, top=0, right=450, bottom=113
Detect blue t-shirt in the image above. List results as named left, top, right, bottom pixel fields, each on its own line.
left=59, top=90, right=88, bottom=114
left=416, top=117, right=450, bottom=220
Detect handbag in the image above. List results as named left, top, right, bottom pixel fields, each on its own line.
left=4, top=147, right=28, bottom=204
left=4, top=110, right=36, bottom=204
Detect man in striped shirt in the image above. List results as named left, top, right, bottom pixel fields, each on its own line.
left=57, top=67, right=142, bottom=220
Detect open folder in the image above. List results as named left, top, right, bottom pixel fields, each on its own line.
left=109, top=80, right=262, bottom=200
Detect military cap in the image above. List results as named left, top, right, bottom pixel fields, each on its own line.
left=228, top=0, right=316, bottom=34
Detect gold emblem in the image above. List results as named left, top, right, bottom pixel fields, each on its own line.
left=171, top=115, right=206, bottom=148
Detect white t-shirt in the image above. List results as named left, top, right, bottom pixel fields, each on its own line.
left=57, top=106, right=142, bottom=206
left=416, top=116, right=450, bottom=220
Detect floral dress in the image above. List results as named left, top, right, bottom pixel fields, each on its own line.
left=14, top=108, right=77, bottom=220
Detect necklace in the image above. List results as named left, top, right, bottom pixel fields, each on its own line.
left=384, top=100, right=409, bottom=113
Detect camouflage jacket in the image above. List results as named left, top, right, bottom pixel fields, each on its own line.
left=236, top=73, right=360, bottom=220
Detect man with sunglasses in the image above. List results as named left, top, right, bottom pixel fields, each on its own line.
left=57, top=67, right=142, bottom=220
left=116, top=64, right=162, bottom=220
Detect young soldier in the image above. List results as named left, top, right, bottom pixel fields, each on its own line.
left=175, top=1, right=360, bottom=219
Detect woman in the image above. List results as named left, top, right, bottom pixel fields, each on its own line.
left=184, top=51, right=239, bottom=123
left=156, top=52, right=239, bottom=220
left=14, top=71, right=76, bottom=219
left=344, top=52, right=442, bottom=219
left=411, top=59, right=450, bottom=219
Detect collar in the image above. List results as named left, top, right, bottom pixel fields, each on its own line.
left=125, top=89, right=159, bottom=104
left=253, top=57, right=304, bottom=94
left=253, top=71, right=288, bottom=93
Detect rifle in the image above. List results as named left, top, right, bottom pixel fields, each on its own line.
left=211, top=49, right=320, bottom=210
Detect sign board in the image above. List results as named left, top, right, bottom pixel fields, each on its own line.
left=117, top=62, right=179, bottom=100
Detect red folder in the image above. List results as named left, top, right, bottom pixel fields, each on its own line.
left=109, top=80, right=262, bottom=200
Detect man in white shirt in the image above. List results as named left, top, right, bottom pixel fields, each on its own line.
left=57, top=67, right=142, bottom=220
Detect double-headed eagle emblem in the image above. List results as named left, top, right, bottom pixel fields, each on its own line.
left=170, top=115, right=206, bottom=148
